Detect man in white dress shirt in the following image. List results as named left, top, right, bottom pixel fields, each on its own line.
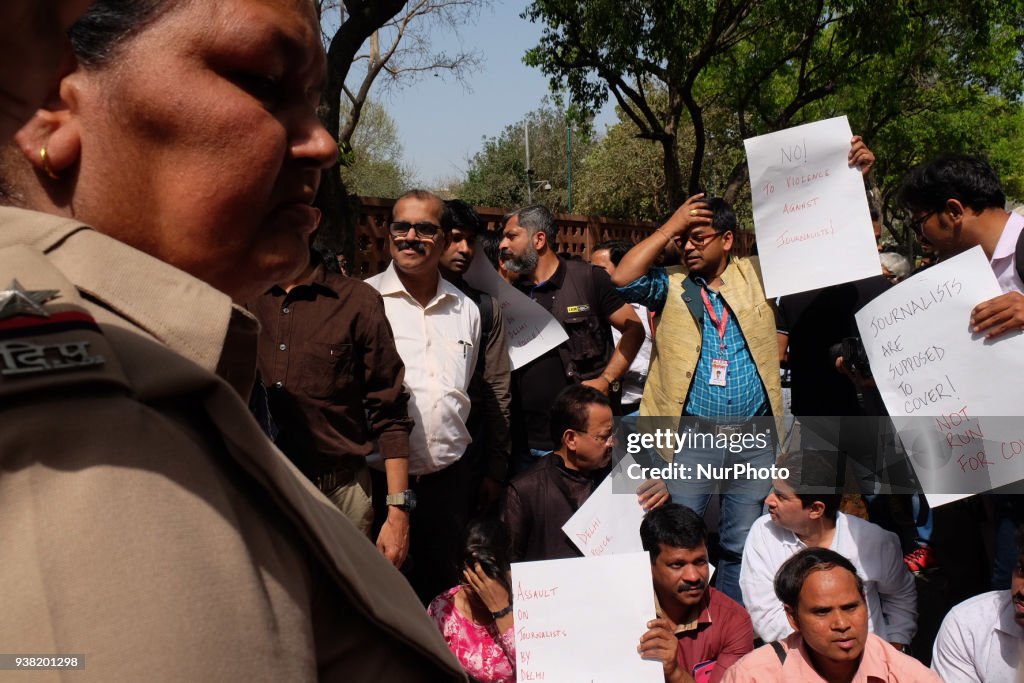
left=365, top=189, right=481, bottom=603
left=739, top=454, right=916, bottom=649
left=932, top=528, right=1024, bottom=682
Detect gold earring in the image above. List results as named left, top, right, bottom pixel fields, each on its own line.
left=39, top=146, right=59, bottom=180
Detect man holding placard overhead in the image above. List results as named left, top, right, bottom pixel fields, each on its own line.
left=899, top=154, right=1024, bottom=591
left=610, top=196, right=782, bottom=605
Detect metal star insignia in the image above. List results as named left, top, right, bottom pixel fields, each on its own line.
left=0, top=279, right=59, bottom=321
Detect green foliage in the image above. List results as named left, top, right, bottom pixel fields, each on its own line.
left=456, top=100, right=595, bottom=211
left=338, top=99, right=413, bottom=198
left=523, top=0, right=1024, bottom=214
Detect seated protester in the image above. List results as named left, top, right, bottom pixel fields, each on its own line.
left=739, top=452, right=916, bottom=649
left=637, top=504, right=754, bottom=683
left=502, top=385, right=668, bottom=561
left=428, top=519, right=516, bottom=683
left=724, top=548, right=940, bottom=683
left=931, top=526, right=1024, bottom=682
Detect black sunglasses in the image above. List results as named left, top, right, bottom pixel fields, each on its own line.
left=389, top=221, right=442, bottom=239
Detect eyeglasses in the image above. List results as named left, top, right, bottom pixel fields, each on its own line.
left=684, top=231, right=725, bottom=248
left=389, top=221, right=442, bottom=239
left=907, top=211, right=935, bottom=236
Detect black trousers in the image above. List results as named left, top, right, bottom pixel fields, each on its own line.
left=372, top=454, right=471, bottom=605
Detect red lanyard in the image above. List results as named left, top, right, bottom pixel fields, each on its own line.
left=700, top=287, right=728, bottom=350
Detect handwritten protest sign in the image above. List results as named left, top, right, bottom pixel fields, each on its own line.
left=745, top=116, right=881, bottom=297
left=511, top=552, right=662, bottom=682
left=562, top=475, right=645, bottom=557
left=855, top=247, right=1024, bottom=505
left=462, top=249, right=568, bottom=369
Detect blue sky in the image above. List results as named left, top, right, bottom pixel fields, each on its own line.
left=376, top=0, right=616, bottom=186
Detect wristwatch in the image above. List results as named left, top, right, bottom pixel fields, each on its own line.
left=602, top=373, right=621, bottom=393
left=385, top=489, right=417, bottom=512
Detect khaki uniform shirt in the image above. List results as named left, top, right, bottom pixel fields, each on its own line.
left=0, top=207, right=466, bottom=682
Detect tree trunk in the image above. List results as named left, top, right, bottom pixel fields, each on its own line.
left=315, top=1, right=405, bottom=264
left=722, top=161, right=749, bottom=206
left=661, top=135, right=687, bottom=208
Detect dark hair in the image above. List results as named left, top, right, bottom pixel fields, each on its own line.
left=390, top=189, right=446, bottom=228
left=477, top=229, right=503, bottom=268
left=504, top=204, right=557, bottom=244
left=69, top=0, right=181, bottom=68
left=310, top=244, right=342, bottom=274
left=443, top=199, right=483, bottom=236
left=776, top=450, right=841, bottom=520
left=1017, top=524, right=1024, bottom=557
left=706, top=197, right=738, bottom=233
left=774, top=547, right=865, bottom=611
left=793, top=493, right=842, bottom=521
left=593, top=240, right=631, bottom=266
left=548, top=384, right=610, bottom=447
left=640, top=504, right=708, bottom=561
left=898, top=154, right=1006, bottom=214
left=461, top=518, right=512, bottom=594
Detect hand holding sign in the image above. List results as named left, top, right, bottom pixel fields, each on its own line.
left=745, top=116, right=882, bottom=297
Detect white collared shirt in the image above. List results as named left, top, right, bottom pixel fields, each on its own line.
left=739, top=512, right=917, bottom=644
left=365, top=263, right=480, bottom=475
left=992, top=211, right=1024, bottom=295
left=610, top=302, right=653, bottom=405
left=932, top=590, right=1023, bottom=682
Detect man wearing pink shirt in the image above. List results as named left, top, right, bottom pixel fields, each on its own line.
left=724, top=548, right=939, bottom=683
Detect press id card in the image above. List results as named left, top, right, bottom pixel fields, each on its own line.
left=709, top=358, right=728, bottom=386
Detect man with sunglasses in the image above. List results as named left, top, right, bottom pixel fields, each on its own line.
left=366, top=189, right=481, bottom=603
left=610, top=196, right=783, bottom=605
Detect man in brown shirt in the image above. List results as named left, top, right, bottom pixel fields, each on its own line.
left=250, top=247, right=414, bottom=566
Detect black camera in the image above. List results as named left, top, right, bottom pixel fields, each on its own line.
left=828, top=336, right=872, bottom=378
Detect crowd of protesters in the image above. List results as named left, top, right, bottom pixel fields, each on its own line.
left=248, top=144, right=1023, bottom=682
left=1, top=2, right=1022, bottom=682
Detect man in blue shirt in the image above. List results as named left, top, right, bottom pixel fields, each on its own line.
left=611, top=196, right=782, bottom=604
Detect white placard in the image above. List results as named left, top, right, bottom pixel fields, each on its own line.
left=461, top=249, right=569, bottom=370
left=562, top=475, right=645, bottom=557
left=745, top=116, right=882, bottom=297
left=855, top=247, right=1024, bottom=505
left=511, top=552, right=662, bottom=683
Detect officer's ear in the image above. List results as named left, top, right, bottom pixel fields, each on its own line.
left=14, top=51, right=83, bottom=180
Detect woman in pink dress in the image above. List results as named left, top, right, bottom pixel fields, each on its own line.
left=428, top=519, right=515, bottom=683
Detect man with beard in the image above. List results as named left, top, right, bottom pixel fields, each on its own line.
left=366, top=189, right=480, bottom=603
left=724, top=548, right=939, bottom=682
left=498, top=204, right=644, bottom=474
left=931, top=527, right=1024, bottom=681
left=439, top=199, right=511, bottom=512
left=637, top=504, right=754, bottom=683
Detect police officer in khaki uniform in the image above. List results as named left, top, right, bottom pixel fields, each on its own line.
left=0, top=0, right=466, bottom=680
